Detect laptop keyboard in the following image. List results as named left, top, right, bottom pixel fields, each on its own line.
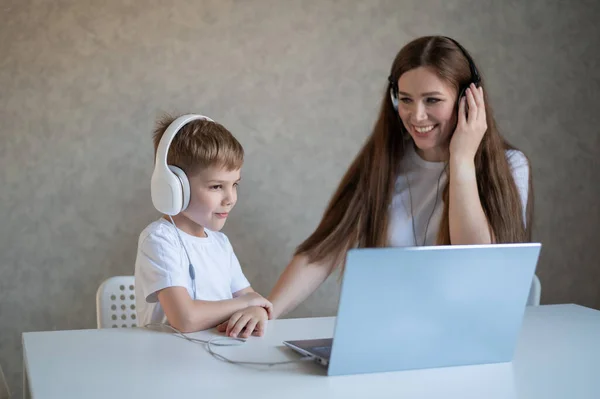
left=310, top=346, right=332, bottom=358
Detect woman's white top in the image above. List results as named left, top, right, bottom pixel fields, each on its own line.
left=387, top=145, right=530, bottom=247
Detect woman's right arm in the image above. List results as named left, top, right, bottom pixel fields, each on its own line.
left=217, top=254, right=334, bottom=337
left=268, top=254, right=335, bottom=319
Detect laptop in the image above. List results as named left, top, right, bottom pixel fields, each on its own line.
left=283, top=243, right=541, bottom=376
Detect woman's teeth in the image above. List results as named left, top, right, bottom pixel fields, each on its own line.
left=414, top=125, right=435, bottom=133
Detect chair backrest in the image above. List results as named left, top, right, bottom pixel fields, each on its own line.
left=96, top=276, right=137, bottom=329
left=527, top=274, right=542, bottom=306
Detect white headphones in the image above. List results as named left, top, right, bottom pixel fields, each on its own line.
left=390, top=87, right=399, bottom=111
left=388, top=75, right=400, bottom=111
left=151, top=114, right=215, bottom=215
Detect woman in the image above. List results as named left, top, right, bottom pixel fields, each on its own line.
left=220, top=35, right=533, bottom=338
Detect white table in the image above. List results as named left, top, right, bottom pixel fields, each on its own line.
left=22, top=304, right=600, bottom=399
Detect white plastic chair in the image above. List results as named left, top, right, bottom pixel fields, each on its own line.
left=527, top=274, right=542, bottom=306
left=96, top=276, right=138, bottom=329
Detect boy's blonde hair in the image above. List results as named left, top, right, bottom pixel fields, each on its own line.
left=153, top=113, right=244, bottom=175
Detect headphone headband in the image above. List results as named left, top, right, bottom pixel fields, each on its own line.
left=442, top=36, right=480, bottom=86
left=154, top=114, right=215, bottom=170
left=151, top=114, right=215, bottom=215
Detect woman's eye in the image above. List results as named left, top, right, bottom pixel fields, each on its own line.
left=210, top=185, right=222, bottom=190
left=400, top=97, right=412, bottom=104
left=426, top=98, right=441, bottom=104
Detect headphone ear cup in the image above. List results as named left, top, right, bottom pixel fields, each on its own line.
left=458, top=85, right=470, bottom=118
left=390, top=87, right=399, bottom=111
left=168, top=165, right=190, bottom=212
left=458, top=85, right=468, bottom=101
left=151, top=165, right=180, bottom=216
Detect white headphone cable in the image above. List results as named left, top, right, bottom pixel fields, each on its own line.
left=144, top=323, right=313, bottom=367
left=406, top=162, right=448, bottom=246
left=167, top=215, right=197, bottom=300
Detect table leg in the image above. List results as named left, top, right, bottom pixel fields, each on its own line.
left=22, top=353, right=30, bottom=399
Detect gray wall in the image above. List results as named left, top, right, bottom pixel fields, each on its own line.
left=1, top=0, right=599, bottom=396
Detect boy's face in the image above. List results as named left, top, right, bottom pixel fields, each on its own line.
left=182, top=166, right=241, bottom=232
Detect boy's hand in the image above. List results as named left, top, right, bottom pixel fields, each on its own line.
left=237, top=292, right=273, bottom=319
left=217, top=306, right=268, bottom=338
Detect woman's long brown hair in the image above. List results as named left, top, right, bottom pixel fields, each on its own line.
left=295, top=36, right=533, bottom=269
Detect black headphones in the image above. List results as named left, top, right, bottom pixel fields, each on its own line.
left=388, top=36, right=481, bottom=111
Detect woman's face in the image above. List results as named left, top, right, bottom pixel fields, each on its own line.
left=396, top=66, right=459, bottom=162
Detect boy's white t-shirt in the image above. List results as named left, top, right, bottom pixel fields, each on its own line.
left=134, top=218, right=250, bottom=327
left=388, top=145, right=530, bottom=247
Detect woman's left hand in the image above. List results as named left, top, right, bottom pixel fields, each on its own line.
left=449, top=84, right=488, bottom=162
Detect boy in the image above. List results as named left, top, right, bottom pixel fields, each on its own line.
left=135, top=113, right=271, bottom=336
